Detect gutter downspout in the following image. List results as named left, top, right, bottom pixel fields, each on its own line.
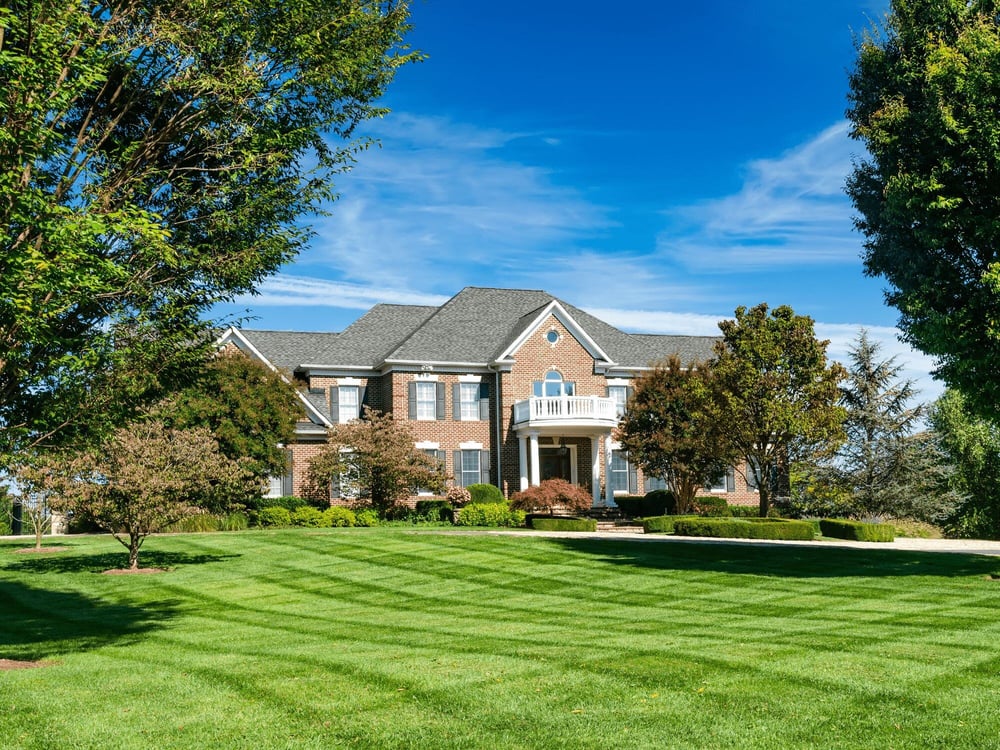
left=493, top=367, right=503, bottom=494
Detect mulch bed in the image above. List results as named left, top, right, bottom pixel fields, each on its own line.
left=11, top=547, right=69, bottom=554
left=101, top=568, right=166, bottom=575
left=0, top=659, right=52, bottom=671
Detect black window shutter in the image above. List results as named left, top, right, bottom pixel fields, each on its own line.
left=330, top=472, right=340, bottom=498
left=436, top=382, right=446, bottom=420
left=453, top=383, right=462, bottom=421
left=626, top=386, right=634, bottom=409
left=726, top=467, right=736, bottom=492
left=359, top=384, right=368, bottom=416
left=329, top=386, right=339, bottom=423
left=453, top=450, right=462, bottom=486
left=628, top=455, right=637, bottom=494
left=479, top=382, right=490, bottom=421
left=408, top=382, right=417, bottom=420
left=480, top=450, right=490, bottom=484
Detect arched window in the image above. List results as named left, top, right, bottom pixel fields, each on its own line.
left=533, top=370, right=575, bottom=397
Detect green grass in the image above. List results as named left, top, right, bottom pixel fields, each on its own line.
left=3, top=529, right=1000, bottom=749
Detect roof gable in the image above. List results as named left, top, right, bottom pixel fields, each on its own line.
left=494, top=299, right=613, bottom=365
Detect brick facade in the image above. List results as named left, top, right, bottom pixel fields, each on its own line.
left=227, top=288, right=758, bottom=509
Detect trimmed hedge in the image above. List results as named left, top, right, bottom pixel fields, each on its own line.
left=455, top=502, right=525, bottom=528
left=615, top=490, right=676, bottom=518
left=693, top=496, right=732, bottom=516
left=728, top=504, right=761, bottom=518
left=467, top=483, right=504, bottom=504
left=819, top=518, right=895, bottom=542
left=642, top=515, right=701, bottom=534
left=673, top=517, right=815, bottom=540
left=531, top=516, right=597, bottom=532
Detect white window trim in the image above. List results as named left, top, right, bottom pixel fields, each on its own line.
left=458, top=374, right=483, bottom=383
left=415, top=441, right=440, bottom=450
left=415, top=381, right=437, bottom=421
left=415, top=373, right=439, bottom=381
left=459, top=441, right=483, bottom=450
left=337, top=377, right=363, bottom=386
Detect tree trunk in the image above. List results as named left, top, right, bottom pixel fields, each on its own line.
left=128, top=536, right=141, bottom=570
left=758, top=484, right=770, bottom=518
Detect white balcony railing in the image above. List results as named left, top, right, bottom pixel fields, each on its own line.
left=512, top=396, right=619, bottom=426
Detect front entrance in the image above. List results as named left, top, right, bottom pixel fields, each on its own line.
left=539, top=447, right=572, bottom=482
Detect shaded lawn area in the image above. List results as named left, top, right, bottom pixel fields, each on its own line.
left=2, top=529, right=1000, bottom=749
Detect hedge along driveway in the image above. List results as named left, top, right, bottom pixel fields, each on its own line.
left=2, top=529, right=1000, bottom=749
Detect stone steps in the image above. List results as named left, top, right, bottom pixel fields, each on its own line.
left=595, top=521, right=645, bottom=534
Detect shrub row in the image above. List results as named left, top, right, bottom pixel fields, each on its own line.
left=257, top=505, right=362, bottom=528
left=414, top=499, right=454, bottom=523
left=454, top=502, right=525, bottom=528
left=530, top=517, right=597, bottom=532
left=642, top=515, right=701, bottom=534
left=466, top=483, right=504, bottom=504
left=165, top=512, right=249, bottom=533
left=673, top=517, right=816, bottom=540
left=614, top=490, right=676, bottom=518
left=819, top=518, right=895, bottom=542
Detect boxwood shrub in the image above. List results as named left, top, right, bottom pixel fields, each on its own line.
left=322, top=506, right=356, bottom=527
left=257, top=506, right=292, bottom=527
left=615, top=490, right=676, bottom=518
left=642, top=515, right=701, bottom=534
left=531, top=516, right=597, bottom=532
left=728, top=504, right=761, bottom=518
left=455, top=502, right=525, bottom=528
left=466, top=483, right=505, bottom=504
left=692, top=495, right=732, bottom=516
left=290, top=506, right=326, bottom=527
left=819, top=518, right=895, bottom=542
left=673, top=517, right=815, bottom=540
left=354, top=508, right=380, bottom=527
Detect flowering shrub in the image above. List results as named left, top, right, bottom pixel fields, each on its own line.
left=446, top=486, right=472, bottom=507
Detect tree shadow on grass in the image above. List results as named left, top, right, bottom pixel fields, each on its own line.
left=550, top=537, right=1000, bottom=578
left=2, top=549, right=239, bottom=575
left=0, top=580, right=180, bottom=662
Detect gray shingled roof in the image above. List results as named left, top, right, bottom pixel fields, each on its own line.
left=239, top=288, right=719, bottom=370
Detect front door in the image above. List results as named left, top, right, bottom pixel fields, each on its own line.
left=539, top=447, right=571, bottom=482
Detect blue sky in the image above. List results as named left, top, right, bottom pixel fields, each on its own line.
left=220, top=0, right=941, bottom=400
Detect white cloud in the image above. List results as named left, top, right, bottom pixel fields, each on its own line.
left=659, top=121, right=864, bottom=270
left=304, top=112, right=618, bottom=292
left=239, top=275, right=449, bottom=310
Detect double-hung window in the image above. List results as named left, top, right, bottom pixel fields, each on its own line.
left=608, top=385, right=628, bottom=417
left=459, top=450, right=481, bottom=487
left=338, top=385, right=360, bottom=423
left=459, top=383, right=480, bottom=421
left=610, top=449, right=634, bottom=494
left=415, top=381, right=437, bottom=420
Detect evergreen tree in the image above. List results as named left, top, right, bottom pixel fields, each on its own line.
left=834, top=330, right=922, bottom=516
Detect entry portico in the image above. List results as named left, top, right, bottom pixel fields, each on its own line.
left=512, top=394, right=619, bottom=506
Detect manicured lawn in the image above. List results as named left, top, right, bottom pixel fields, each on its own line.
left=2, top=529, right=1000, bottom=749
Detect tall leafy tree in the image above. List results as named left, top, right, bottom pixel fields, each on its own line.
left=834, top=329, right=922, bottom=515
left=306, top=409, right=446, bottom=514
left=155, top=349, right=302, bottom=481
left=930, top=388, right=1000, bottom=538
left=0, top=0, right=416, bottom=461
left=711, top=304, right=846, bottom=517
left=847, top=0, right=1000, bottom=419
left=617, top=355, right=733, bottom=514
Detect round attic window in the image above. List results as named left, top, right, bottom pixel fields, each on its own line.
left=546, top=330, right=559, bottom=344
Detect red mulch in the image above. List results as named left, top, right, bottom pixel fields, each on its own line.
left=0, top=659, right=51, bottom=671
left=101, top=568, right=166, bottom=575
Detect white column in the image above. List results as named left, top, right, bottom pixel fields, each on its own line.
left=591, top=436, right=601, bottom=507
left=529, top=431, right=541, bottom=486
left=603, top=432, right=614, bottom=507
left=518, top=435, right=529, bottom=491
